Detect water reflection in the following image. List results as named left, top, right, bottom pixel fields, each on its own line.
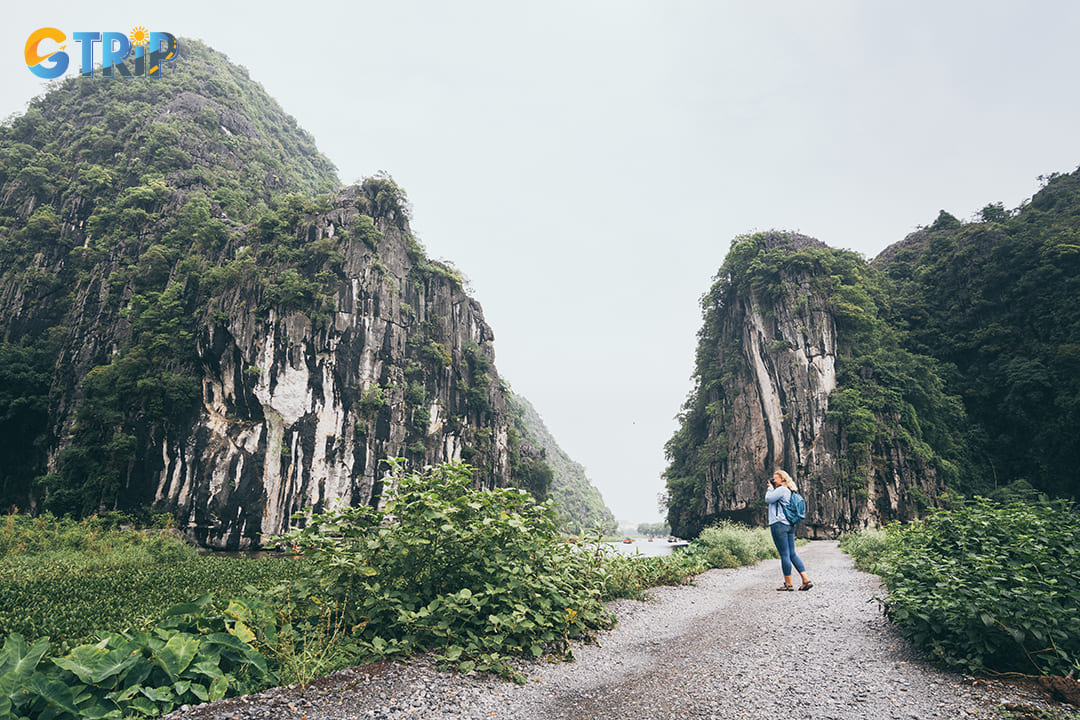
left=604, top=538, right=689, bottom=557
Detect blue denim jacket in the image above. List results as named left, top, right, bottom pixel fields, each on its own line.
left=765, top=485, right=791, bottom=525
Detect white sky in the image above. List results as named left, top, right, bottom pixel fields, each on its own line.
left=4, top=2, right=1080, bottom=524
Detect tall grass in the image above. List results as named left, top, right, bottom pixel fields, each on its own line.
left=838, top=527, right=890, bottom=574
left=597, top=521, right=777, bottom=600
left=692, top=520, right=778, bottom=569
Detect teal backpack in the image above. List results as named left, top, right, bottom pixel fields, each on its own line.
left=782, top=491, right=807, bottom=525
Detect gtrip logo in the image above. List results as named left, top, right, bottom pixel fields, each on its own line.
left=25, top=27, right=179, bottom=79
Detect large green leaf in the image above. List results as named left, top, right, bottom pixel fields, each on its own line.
left=199, top=632, right=248, bottom=652
left=50, top=644, right=108, bottom=684
left=138, top=684, right=174, bottom=703
left=161, top=593, right=215, bottom=623
left=0, top=634, right=49, bottom=678
left=120, top=657, right=152, bottom=689
left=128, top=695, right=158, bottom=716
left=186, top=659, right=224, bottom=681
left=208, top=675, right=228, bottom=701
left=29, top=671, right=79, bottom=715
left=91, top=646, right=142, bottom=686
left=153, top=634, right=200, bottom=681
left=0, top=670, right=27, bottom=708
left=187, top=681, right=209, bottom=702
left=79, top=703, right=124, bottom=719
left=105, top=683, right=140, bottom=703
left=229, top=620, right=256, bottom=645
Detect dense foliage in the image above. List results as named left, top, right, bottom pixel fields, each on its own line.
left=1, top=618, right=275, bottom=720
left=0, top=465, right=778, bottom=717
left=0, top=514, right=299, bottom=650
left=0, top=40, right=342, bottom=516
left=855, top=500, right=1080, bottom=677
left=666, top=163, right=1080, bottom=534
left=276, top=461, right=616, bottom=681
left=0, top=39, right=554, bottom=521
left=878, top=169, right=1080, bottom=500
left=837, top=526, right=890, bottom=574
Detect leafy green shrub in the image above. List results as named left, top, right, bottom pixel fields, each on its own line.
left=877, top=499, right=1080, bottom=676
left=839, top=528, right=891, bottom=574
left=1, top=600, right=275, bottom=720
left=276, top=461, right=615, bottom=681
left=691, top=521, right=776, bottom=569
left=594, top=551, right=705, bottom=600
left=357, top=385, right=388, bottom=415
left=593, top=522, right=774, bottom=601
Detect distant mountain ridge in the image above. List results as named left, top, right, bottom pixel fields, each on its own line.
left=511, top=394, right=618, bottom=534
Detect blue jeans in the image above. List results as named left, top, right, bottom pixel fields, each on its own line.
left=770, top=522, right=805, bottom=577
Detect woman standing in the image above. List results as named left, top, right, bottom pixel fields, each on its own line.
left=766, top=470, right=813, bottom=591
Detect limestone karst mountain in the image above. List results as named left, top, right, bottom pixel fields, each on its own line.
left=665, top=166, right=1080, bottom=538
left=0, top=40, right=551, bottom=548
left=663, top=232, right=958, bottom=538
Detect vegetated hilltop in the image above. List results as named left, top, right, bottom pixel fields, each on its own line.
left=664, top=165, right=1080, bottom=538
left=510, top=393, right=618, bottom=535
left=873, top=172, right=1080, bottom=501
left=0, top=39, right=553, bottom=548
left=663, top=232, right=962, bottom=538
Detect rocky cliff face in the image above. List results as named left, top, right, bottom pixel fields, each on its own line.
left=0, top=41, right=541, bottom=548
left=153, top=190, right=526, bottom=547
left=665, top=232, right=950, bottom=538
left=164, top=190, right=529, bottom=547
left=4, top=180, right=535, bottom=548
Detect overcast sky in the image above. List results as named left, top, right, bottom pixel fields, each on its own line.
left=5, top=2, right=1080, bottom=524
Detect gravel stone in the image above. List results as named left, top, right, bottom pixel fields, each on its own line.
left=163, top=542, right=1072, bottom=719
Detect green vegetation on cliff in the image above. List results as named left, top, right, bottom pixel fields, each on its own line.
left=665, top=163, right=1080, bottom=536
left=0, top=40, right=545, bottom=524
left=510, top=394, right=618, bottom=534
left=0, top=40, right=341, bottom=515
left=664, top=232, right=965, bottom=536
left=877, top=169, right=1080, bottom=500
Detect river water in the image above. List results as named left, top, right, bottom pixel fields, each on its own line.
left=203, top=538, right=690, bottom=559
left=605, top=538, right=689, bottom=557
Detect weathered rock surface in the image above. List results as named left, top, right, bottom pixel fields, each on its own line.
left=667, top=232, right=945, bottom=538
left=157, top=191, right=526, bottom=548
left=2, top=185, right=535, bottom=549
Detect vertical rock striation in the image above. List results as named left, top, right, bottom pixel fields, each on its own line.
left=147, top=189, right=530, bottom=548
left=665, top=232, right=950, bottom=538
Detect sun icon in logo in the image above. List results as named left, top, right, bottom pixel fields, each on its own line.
left=129, top=26, right=150, bottom=47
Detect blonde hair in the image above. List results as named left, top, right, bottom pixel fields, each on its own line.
left=774, top=469, right=797, bottom=492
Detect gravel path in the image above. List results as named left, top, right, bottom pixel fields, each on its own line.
left=165, top=542, right=1070, bottom=720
